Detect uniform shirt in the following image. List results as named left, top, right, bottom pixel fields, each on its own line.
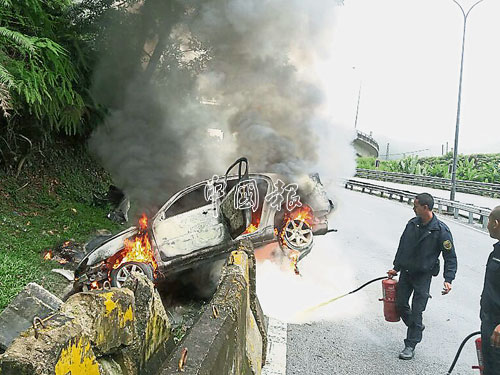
left=480, top=241, right=500, bottom=321
left=393, top=214, right=457, bottom=282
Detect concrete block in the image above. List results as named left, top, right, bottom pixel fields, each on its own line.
left=0, top=314, right=102, bottom=375
left=121, top=273, right=171, bottom=372
left=245, top=307, right=263, bottom=374
left=158, top=248, right=266, bottom=375
left=0, top=283, right=62, bottom=351
left=60, top=288, right=135, bottom=355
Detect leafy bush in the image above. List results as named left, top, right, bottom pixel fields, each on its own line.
left=357, top=153, right=500, bottom=183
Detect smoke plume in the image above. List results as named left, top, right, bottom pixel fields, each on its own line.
left=88, top=0, right=354, bottom=213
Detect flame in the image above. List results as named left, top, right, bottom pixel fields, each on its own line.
left=109, top=213, right=158, bottom=272
left=138, top=214, right=148, bottom=230
left=286, top=205, right=314, bottom=224
left=244, top=208, right=262, bottom=235
left=90, top=281, right=99, bottom=290
left=243, top=224, right=258, bottom=234
left=43, top=250, right=53, bottom=260
left=243, top=217, right=260, bottom=234
left=290, top=252, right=300, bottom=275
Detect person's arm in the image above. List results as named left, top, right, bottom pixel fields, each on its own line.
left=441, top=230, right=457, bottom=294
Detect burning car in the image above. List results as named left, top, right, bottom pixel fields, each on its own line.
left=74, top=158, right=334, bottom=290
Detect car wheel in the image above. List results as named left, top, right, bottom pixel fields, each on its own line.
left=282, top=218, right=314, bottom=252
left=110, top=261, right=154, bottom=287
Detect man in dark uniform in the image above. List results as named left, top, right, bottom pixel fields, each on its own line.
left=387, top=192, right=457, bottom=360
left=481, top=205, right=500, bottom=374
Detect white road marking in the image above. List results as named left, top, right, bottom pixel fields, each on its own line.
left=262, top=317, right=287, bottom=375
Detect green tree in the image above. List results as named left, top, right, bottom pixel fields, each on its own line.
left=0, top=0, right=87, bottom=170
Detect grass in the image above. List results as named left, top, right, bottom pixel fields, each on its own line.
left=0, top=144, right=123, bottom=311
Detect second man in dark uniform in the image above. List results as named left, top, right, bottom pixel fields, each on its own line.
left=480, top=205, right=500, bottom=374
left=387, top=192, right=457, bottom=360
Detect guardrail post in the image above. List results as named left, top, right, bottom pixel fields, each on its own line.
left=482, top=215, right=489, bottom=230
left=454, top=208, right=459, bottom=219
left=468, top=211, right=474, bottom=224
left=438, top=203, right=443, bottom=214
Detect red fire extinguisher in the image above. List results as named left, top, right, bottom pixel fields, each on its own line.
left=379, top=278, right=400, bottom=322
left=472, top=337, right=484, bottom=375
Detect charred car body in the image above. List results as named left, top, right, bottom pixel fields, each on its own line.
left=74, top=158, right=335, bottom=290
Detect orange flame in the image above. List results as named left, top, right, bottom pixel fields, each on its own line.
left=43, top=250, right=53, bottom=260
left=90, top=281, right=99, bottom=290
left=286, top=205, right=313, bottom=224
left=110, top=213, right=158, bottom=271
left=243, top=217, right=260, bottom=234
left=243, top=224, right=258, bottom=234
left=290, top=252, right=300, bottom=275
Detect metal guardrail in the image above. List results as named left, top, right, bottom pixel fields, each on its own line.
left=345, top=179, right=491, bottom=230
left=356, top=168, right=500, bottom=198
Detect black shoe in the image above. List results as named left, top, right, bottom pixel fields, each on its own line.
left=399, top=346, right=414, bottom=360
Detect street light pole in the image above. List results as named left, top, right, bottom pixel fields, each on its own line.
left=449, top=0, right=484, bottom=201
left=354, top=81, right=362, bottom=129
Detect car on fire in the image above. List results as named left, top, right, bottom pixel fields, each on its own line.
left=74, top=158, right=335, bottom=290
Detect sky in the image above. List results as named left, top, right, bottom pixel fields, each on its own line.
left=318, top=0, right=500, bottom=159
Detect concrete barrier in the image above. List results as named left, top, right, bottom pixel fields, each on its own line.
left=0, top=240, right=267, bottom=375
left=158, top=240, right=267, bottom=375
left=0, top=277, right=170, bottom=375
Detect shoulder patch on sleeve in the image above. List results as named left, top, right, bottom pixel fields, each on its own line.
left=443, top=240, right=452, bottom=251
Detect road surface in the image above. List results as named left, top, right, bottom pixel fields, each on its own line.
left=258, top=185, right=497, bottom=375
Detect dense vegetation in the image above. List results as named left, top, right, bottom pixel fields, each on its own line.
left=0, top=145, right=122, bottom=311
left=0, top=0, right=202, bottom=173
left=0, top=0, right=209, bottom=311
left=357, top=153, right=500, bottom=183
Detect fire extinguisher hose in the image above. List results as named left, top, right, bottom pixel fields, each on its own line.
left=446, top=331, right=481, bottom=375
left=301, top=276, right=388, bottom=314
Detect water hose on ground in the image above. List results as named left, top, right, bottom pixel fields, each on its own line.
left=302, top=276, right=388, bottom=314
left=446, top=331, right=481, bottom=374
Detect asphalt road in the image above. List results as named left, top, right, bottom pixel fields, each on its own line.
left=261, top=186, right=497, bottom=375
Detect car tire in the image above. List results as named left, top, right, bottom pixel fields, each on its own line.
left=281, top=218, right=314, bottom=253
left=110, top=261, right=154, bottom=288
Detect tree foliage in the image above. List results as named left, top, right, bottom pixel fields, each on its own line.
left=357, top=153, right=500, bottom=183
left=0, top=0, right=214, bottom=173
left=0, top=1, right=86, bottom=131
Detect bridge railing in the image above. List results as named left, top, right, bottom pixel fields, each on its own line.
left=345, top=179, right=491, bottom=229
left=356, top=131, right=379, bottom=153
left=355, top=168, right=500, bottom=198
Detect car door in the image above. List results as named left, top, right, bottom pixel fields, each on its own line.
left=152, top=183, right=230, bottom=259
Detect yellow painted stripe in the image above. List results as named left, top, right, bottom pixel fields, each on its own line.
left=55, top=337, right=101, bottom=375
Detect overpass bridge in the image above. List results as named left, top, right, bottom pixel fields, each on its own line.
left=353, top=130, right=379, bottom=158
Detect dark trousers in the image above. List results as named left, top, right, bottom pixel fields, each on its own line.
left=396, top=270, right=432, bottom=349
left=481, top=318, right=500, bottom=375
